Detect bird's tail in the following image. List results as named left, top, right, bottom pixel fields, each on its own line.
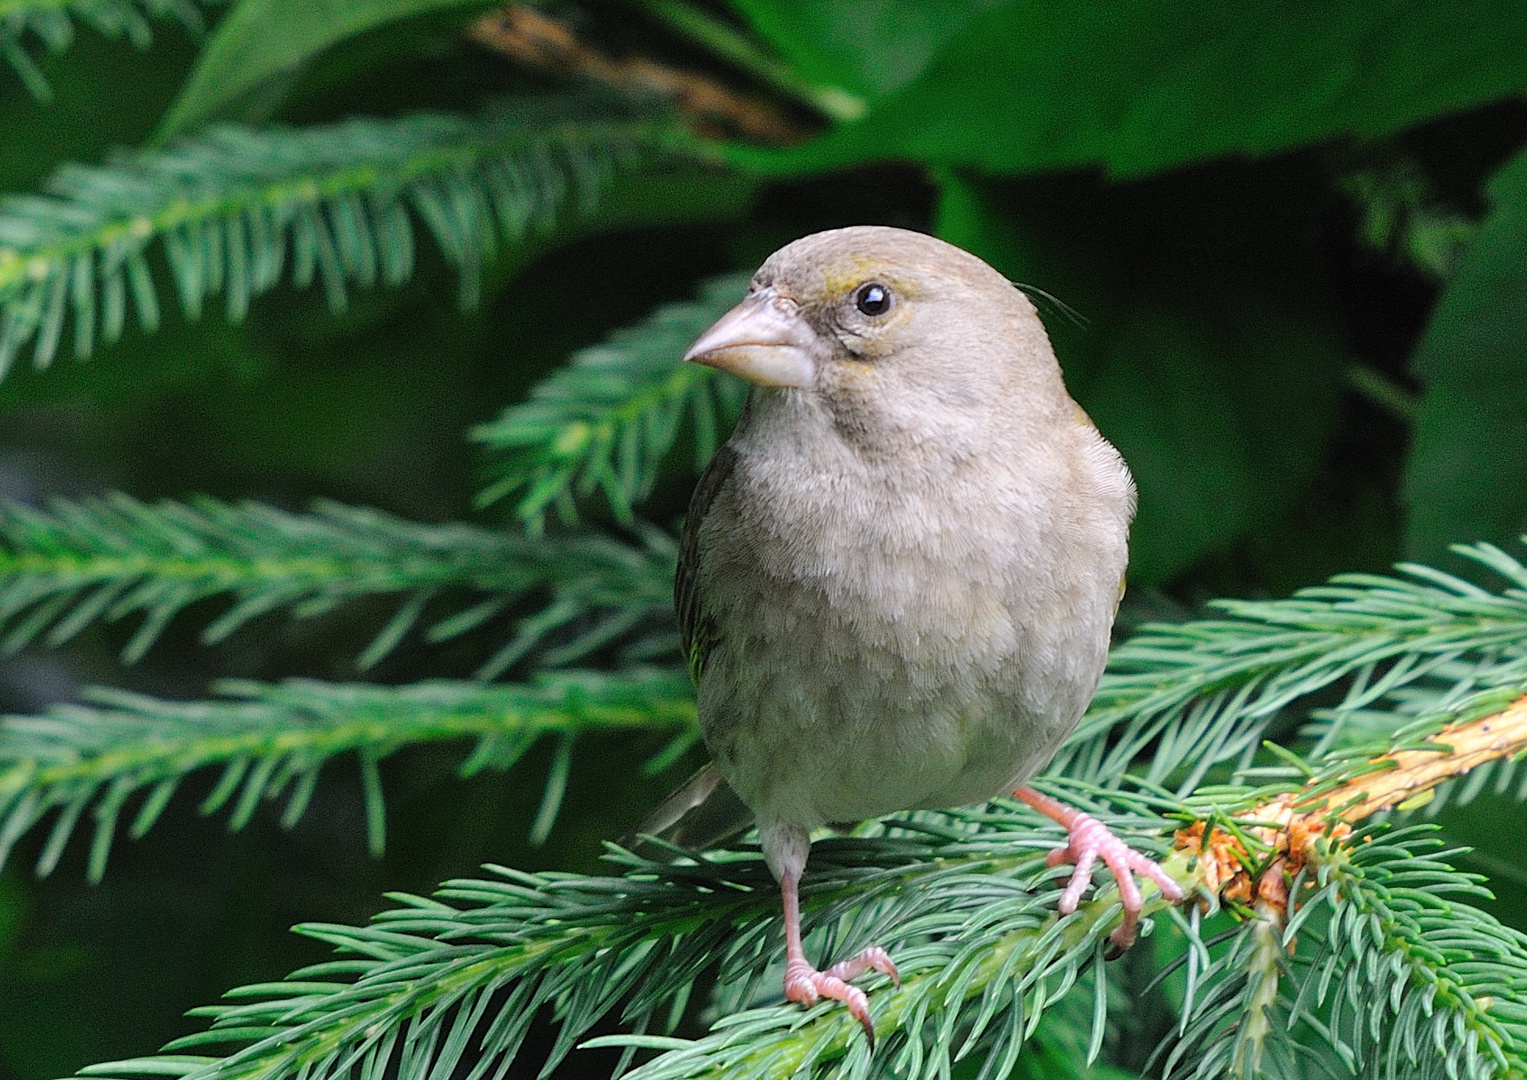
left=620, top=762, right=753, bottom=853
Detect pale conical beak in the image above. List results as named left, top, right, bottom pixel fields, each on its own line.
left=683, top=288, right=818, bottom=389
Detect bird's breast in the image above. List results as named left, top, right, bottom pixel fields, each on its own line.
left=693, top=404, right=1127, bottom=827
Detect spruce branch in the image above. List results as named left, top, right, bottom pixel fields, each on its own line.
left=61, top=739, right=1527, bottom=1080
left=592, top=681, right=1527, bottom=1080
left=1320, top=691, right=1527, bottom=819
left=0, top=0, right=209, bottom=99
left=0, top=667, right=696, bottom=881
left=471, top=272, right=750, bottom=528
left=1160, top=690, right=1527, bottom=1079
left=52, top=551, right=1527, bottom=1080
left=68, top=803, right=1177, bottom=1080
left=1057, top=540, right=1527, bottom=794
left=0, top=493, right=677, bottom=670
left=1163, top=827, right=1527, bottom=1080
left=0, top=96, right=709, bottom=376
left=1177, top=689, right=1527, bottom=918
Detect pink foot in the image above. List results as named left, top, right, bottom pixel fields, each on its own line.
left=1014, top=787, right=1184, bottom=951
left=784, top=947, right=900, bottom=1045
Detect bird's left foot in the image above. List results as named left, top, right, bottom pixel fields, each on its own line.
left=1014, top=786, right=1184, bottom=952
left=784, top=948, right=900, bottom=1045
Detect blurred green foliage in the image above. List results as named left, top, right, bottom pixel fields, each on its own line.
left=0, top=1, right=1524, bottom=1078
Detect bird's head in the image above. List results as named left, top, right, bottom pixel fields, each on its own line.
left=683, top=226, right=1068, bottom=435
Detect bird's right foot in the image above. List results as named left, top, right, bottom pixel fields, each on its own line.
left=784, top=948, right=899, bottom=1044
left=1013, top=786, right=1184, bottom=952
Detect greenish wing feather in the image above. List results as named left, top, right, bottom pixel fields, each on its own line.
left=675, top=443, right=736, bottom=684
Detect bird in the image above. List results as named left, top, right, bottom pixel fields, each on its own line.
left=659, top=225, right=1183, bottom=1042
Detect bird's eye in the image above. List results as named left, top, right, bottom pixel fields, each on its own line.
left=854, top=282, right=892, bottom=317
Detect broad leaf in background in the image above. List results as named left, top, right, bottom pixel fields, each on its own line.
left=1404, top=146, right=1527, bottom=565
left=743, top=0, right=1527, bottom=179
left=722, top=0, right=1004, bottom=101
left=936, top=173, right=1344, bottom=585
left=156, top=0, right=492, bottom=138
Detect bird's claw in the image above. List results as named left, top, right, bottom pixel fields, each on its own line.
left=1046, top=809, right=1185, bottom=951
left=785, top=948, right=899, bottom=1046
left=826, top=945, right=900, bottom=986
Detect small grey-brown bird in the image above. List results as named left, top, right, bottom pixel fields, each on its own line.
left=664, top=225, right=1182, bottom=1040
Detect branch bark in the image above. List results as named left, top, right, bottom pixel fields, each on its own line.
left=1176, top=695, right=1527, bottom=909
left=469, top=5, right=809, bottom=144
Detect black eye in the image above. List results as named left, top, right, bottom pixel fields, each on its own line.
left=854, top=282, right=892, bottom=317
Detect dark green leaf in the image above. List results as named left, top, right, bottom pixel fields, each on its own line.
left=742, top=1, right=1527, bottom=178
left=156, top=0, right=493, bottom=138
left=935, top=172, right=1344, bottom=585
left=724, top=0, right=1004, bottom=100
left=1403, top=146, right=1527, bottom=564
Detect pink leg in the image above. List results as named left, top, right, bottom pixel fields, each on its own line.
left=779, top=870, right=900, bottom=1046
left=1014, top=786, right=1184, bottom=950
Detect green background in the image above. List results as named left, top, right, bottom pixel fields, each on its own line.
left=0, top=1, right=1524, bottom=1076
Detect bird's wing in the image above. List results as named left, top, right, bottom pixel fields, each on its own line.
left=640, top=436, right=752, bottom=853
left=635, top=443, right=754, bottom=855
left=675, top=442, right=736, bottom=683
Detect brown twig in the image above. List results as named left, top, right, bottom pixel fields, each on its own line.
left=468, top=4, right=808, bottom=144
left=1327, top=695, right=1527, bottom=819
left=1175, top=695, right=1527, bottom=914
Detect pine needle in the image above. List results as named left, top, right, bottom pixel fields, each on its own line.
left=0, top=667, right=696, bottom=877
left=0, top=0, right=209, bottom=100
left=0, top=96, right=707, bottom=375
left=472, top=273, right=752, bottom=529
left=0, top=493, right=677, bottom=668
